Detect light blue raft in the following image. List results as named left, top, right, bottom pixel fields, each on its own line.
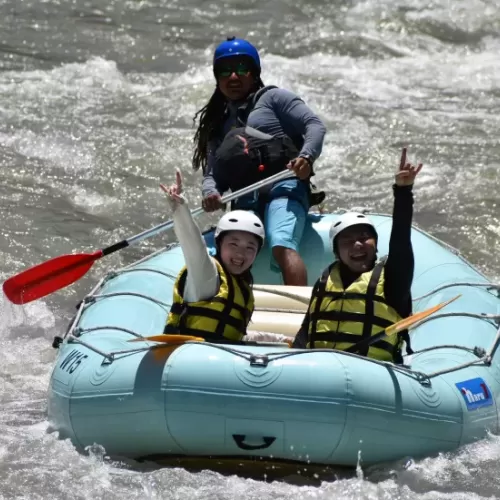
left=48, top=211, right=500, bottom=473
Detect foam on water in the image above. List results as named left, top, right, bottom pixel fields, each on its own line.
left=1, top=0, right=500, bottom=497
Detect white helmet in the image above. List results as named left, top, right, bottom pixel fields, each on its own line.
left=214, top=210, right=265, bottom=247
left=329, top=212, right=377, bottom=252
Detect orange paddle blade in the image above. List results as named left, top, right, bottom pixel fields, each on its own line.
left=128, top=334, right=205, bottom=344
left=385, top=294, right=461, bottom=337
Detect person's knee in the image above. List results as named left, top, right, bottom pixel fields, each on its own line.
left=272, top=245, right=290, bottom=259
left=272, top=245, right=307, bottom=285
left=272, top=245, right=302, bottom=264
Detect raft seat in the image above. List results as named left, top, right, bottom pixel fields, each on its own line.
left=250, top=285, right=311, bottom=336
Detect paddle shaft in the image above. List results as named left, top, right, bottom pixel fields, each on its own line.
left=2, top=169, right=295, bottom=304
left=343, top=327, right=399, bottom=355
left=344, top=294, right=461, bottom=355
left=100, top=169, right=295, bottom=257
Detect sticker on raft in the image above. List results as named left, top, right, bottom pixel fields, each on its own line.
left=59, top=349, right=88, bottom=374
left=455, top=377, right=493, bottom=411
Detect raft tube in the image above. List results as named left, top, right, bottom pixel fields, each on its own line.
left=48, top=212, right=500, bottom=470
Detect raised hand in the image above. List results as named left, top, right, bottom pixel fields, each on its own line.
left=395, top=147, right=423, bottom=186
left=160, top=168, right=185, bottom=209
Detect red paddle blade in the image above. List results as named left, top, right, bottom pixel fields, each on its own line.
left=2, top=251, right=102, bottom=305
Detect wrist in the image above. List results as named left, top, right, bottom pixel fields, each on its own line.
left=393, top=183, right=413, bottom=191
left=299, top=154, right=314, bottom=167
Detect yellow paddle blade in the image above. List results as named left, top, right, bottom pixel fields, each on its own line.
left=128, top=334, right=205, bottom=344
left=385, top=294, right=461, bottom=337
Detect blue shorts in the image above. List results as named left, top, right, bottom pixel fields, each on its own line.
left=264, top=196, right=307, bottom=252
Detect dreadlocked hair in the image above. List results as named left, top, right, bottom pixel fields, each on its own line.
left=192, top=76, right=265, bottom=174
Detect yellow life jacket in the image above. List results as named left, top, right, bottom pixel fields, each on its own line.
left=164, top=259, right=254, bottom=342
left=307, top=260, right=403, bottom=361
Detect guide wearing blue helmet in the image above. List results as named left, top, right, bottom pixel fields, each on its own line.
left=192, top=36, right=326, bottom=287
left=212, top=37, right=261, bottom=73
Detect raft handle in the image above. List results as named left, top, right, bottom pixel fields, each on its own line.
left=415, top=372, right=431, bottom=386
left=249, top=355, right=269, bottom=367
left=52, top=336, right=63, bottom=349
left=232, top=435, right=276, bottom=451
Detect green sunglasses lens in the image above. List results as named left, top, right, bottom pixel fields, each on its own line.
left=218, top=62, right=250, bottom=77
left=235, top=62, right=250, bottom=75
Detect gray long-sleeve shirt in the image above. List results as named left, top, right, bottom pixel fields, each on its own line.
left=202, top=87, right=326, bottom=198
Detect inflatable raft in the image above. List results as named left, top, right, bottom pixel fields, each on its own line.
left=48, top=211, right=500, bottom=475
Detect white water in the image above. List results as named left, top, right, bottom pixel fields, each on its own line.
left=1, top=0, right=500, bottom=497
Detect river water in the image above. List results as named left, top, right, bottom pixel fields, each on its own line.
left=1, top=0, right=500, bottom=498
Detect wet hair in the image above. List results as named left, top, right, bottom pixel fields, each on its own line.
left=192, top=71, right=265, bottom=174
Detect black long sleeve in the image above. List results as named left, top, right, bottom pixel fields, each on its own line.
left=383, top=184, right=414, bottom=318
left=292, top=185, right=415, bottom=348
left=292, top=310, right=310, bottom=348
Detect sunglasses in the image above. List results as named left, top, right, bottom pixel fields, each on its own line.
left=216, top=62, right=252, bottom=78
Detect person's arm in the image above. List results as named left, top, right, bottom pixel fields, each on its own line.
left=202, top=140, right=229, bottom=211
left=292, top=312, right=310, bottom=348
left=384, top=148, right=423, bottom=317
left=171, top=202, right=220, bottom=302
left=201, top=173, right=220, bottom=199
left=384, top=185, right=414, bottom=316
left=271, top=89, right=326, bottom=162
left=202, top=141, right=227, bottom=197
left=161, top=170, right=219, bottom=303
left=291, top=273, right=324, bottom=348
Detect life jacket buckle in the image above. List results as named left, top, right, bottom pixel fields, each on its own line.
left=249, top=354, right=269, bottom=367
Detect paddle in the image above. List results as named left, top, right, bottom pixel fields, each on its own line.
left=345, top=294, right=461, bottom=354
left=126, top=297, right=460, bottom=352
left=3, top=169, right=295, bottom=305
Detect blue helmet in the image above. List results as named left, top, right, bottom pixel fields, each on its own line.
left=213, top=37, right=261, bottom=73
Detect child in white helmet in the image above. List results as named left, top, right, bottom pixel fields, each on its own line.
left=293, top=148, right=423, bottom=363
left=161, top=168, right=289, bottom=344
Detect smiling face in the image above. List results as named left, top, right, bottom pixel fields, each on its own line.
left=219, top=230, right=260, bottom=275
left=335, top=224, right=377, bottom=274
left=215, top=56, right=257, bottom=101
